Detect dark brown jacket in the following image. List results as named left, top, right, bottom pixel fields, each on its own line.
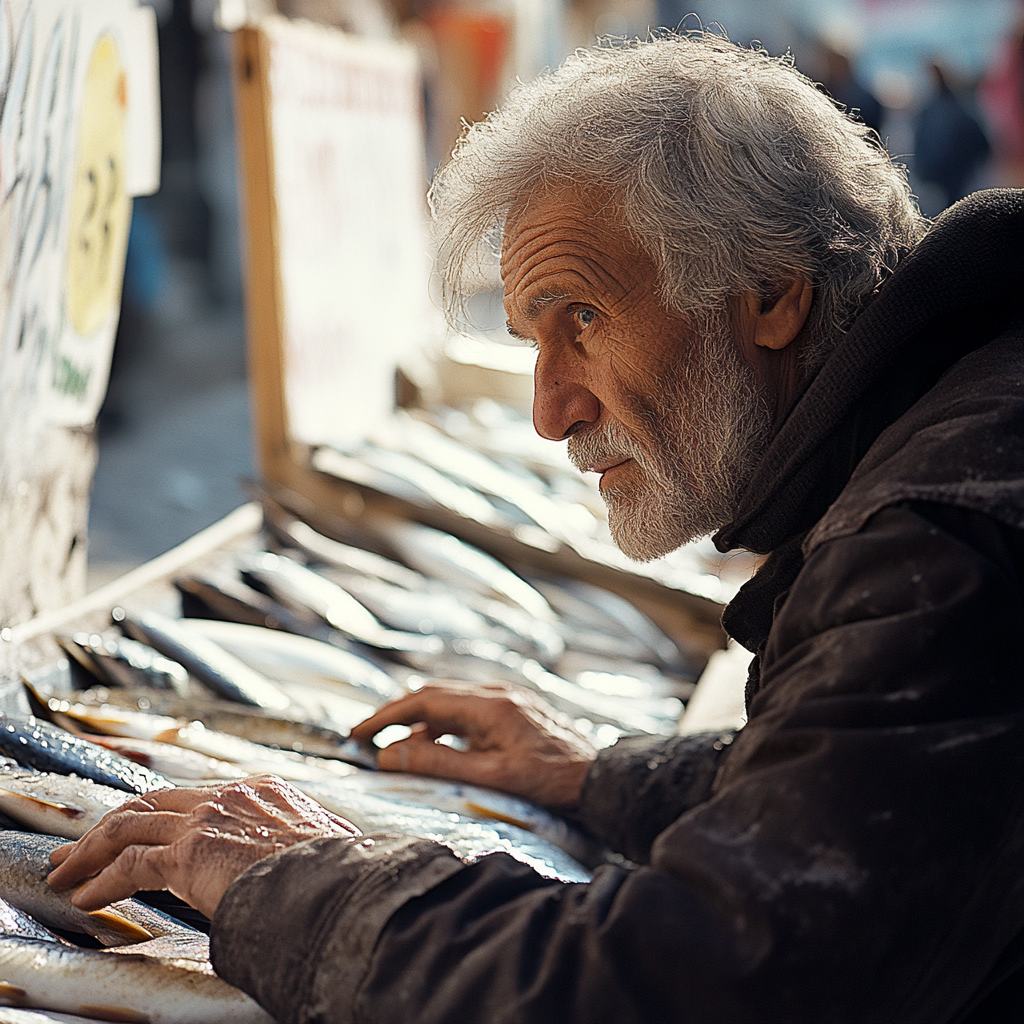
left=211, top=190, right=1024, bottom=1023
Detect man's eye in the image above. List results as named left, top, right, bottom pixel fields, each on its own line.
left=575, top=308, right=596, bottom=329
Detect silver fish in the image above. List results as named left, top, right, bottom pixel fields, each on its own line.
left=0, top=832, right=192, bottom=948
left=0, top=715, right=171, bottom=796
left=321, top=574, right=493, bottom=641
left=297, top=781, right=590, bottom=884
left=455, top=592, right=566, bottom=665
left=513, top=657, right=682, bottom=735
left=317, top=443, right=504, bottom=528
left=238, top=552, right=443, bottom=658
left=0, top=935, right=273, bottom=1023
left=56, top=634, right=190, bottom=696
left=77, top=735, right=247, bottom=784
left=319, top=571, right=566, bottom=667
left=178, top=619, right=399, bottom=705
left=175, top=571, right=356, bottom=648
left=334, top=771, right=605, bottom=868
left=0, top=894, right=69, bottom=945
left=557, top=654, right=695, bottom=701
left=0, top=767, right=129, bottom=840
left=263, top=507, right=427, bottom=591
left=374, top=520, right=556, bottom=622
left=390, top=413, right=582, bottom=546
left=530, top=575, right=696, bottom=673
left=57, top=706, right=359, bottom=785
left=119, top=613, right=293, bottom=713
left=420, top=641, right=680, bottom=736
left=47, top=687, right=379, bottom=770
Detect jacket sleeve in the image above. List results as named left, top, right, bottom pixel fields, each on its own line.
left=211, top=503, right=1024, bottom=1024
left=576, top=731, right=734, bottom=864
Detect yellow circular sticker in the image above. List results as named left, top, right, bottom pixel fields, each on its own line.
left=65, top=34, right=132, bottom=338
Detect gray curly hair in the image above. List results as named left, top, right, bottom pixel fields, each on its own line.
left=429, top=32, right=928, bottom=366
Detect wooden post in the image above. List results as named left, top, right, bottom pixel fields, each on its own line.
left=233, top=25, right=293, bottom=488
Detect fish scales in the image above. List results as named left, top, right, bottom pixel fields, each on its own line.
left=48, top=687, right=378, bottom=769
left=0, top=832, right=200, bottom=949
left=0, top=894, right=69, bottom=945
left=73, top=722, right=358, bottom=785
left=78, top=736, right=247, bottom=783
left=334, top=771, right=606, bottom=868
left=0, top=716, right=171, bottom=795
left=297, top=781, right=590, bottom=883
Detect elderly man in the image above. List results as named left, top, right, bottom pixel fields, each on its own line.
left=49, top=34, right=1024, bottom=1023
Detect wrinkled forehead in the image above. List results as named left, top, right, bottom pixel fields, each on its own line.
left=499, top=186, right=649, bottom=307
left=501, top=184, right=620, bottom=258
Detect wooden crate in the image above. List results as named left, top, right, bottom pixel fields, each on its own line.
left=231, top=16, right=726, bottom=661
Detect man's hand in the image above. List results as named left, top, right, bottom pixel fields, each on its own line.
left=351, top=681, right=598, bottom=809
left=47, top=776, right=359, bottom=919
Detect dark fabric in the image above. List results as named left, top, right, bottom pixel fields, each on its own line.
left=721, top=531, right=806, bottom=705
left=210, top=834, right=465, bottom=1024
left=715, top=188, right=1024, bottom=556
left=804, top=330, right=1024, bottom=550
left=211, top=190, right=1024, bottom=1023
left=576, top=731, right=733, bottom=865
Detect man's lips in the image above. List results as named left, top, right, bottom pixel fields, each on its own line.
left=592, top=458, right=633, bottom=488
left=591, top=457, right=631, bottom=475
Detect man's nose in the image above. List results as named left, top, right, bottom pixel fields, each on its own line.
left=532, top=351, right=601, bottom=441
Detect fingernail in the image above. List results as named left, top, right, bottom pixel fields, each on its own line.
left=69, top=880, right=98, bottom=907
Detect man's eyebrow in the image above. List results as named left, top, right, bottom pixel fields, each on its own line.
left=505, top=290, right=572, bottom=339
left=525, top=292, right=571, bottom=319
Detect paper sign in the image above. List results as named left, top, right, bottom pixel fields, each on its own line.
left=264, top=18, right=431, bottom=449
left=0, top=0, right=161, bottom=430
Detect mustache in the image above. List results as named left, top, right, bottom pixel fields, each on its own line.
left=567, top=421, right=651, bottom=475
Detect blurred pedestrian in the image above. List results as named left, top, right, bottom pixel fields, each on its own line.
left=979, top=18, right=1024, bottom=186
left=818, top=40, right=883, bottom=134
left=914, top=62, right=990, bottom=209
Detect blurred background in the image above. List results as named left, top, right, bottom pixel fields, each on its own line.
left=88, top=0, right=1024, bottom=589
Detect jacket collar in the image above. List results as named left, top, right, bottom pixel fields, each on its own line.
left=715, top=189, right=1024, bottom=555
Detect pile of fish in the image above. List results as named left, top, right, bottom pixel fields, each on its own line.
left=0, top=498, right=706, bottom=1021
left=0, top=723, right=273, bottom=1022
left=0, top=707, right=592, bottom=1020
left=312, top=403, right=760, bottom=602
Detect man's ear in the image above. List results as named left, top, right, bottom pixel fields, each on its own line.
left=742, top=278, right=814, bottom=351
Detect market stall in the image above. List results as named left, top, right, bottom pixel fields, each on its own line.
left=0, top=7, right=748, bottom=1021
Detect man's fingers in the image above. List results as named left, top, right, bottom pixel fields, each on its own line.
left=48, top=810, right=186, bottom=892
left=48, top=843, right=75, bottom=868
left=351, top=689, right=496, bottom=743
left=377, top=733, right=487, bottom=783
left=70, top=844, right=173, bottom=911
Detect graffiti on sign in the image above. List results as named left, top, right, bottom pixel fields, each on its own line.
left=0, top=0, right=158, bottom=626
left=0, top=0, right=157, bottom=429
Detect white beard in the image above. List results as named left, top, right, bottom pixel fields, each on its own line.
left=567, top=319, right=772, bottom=561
